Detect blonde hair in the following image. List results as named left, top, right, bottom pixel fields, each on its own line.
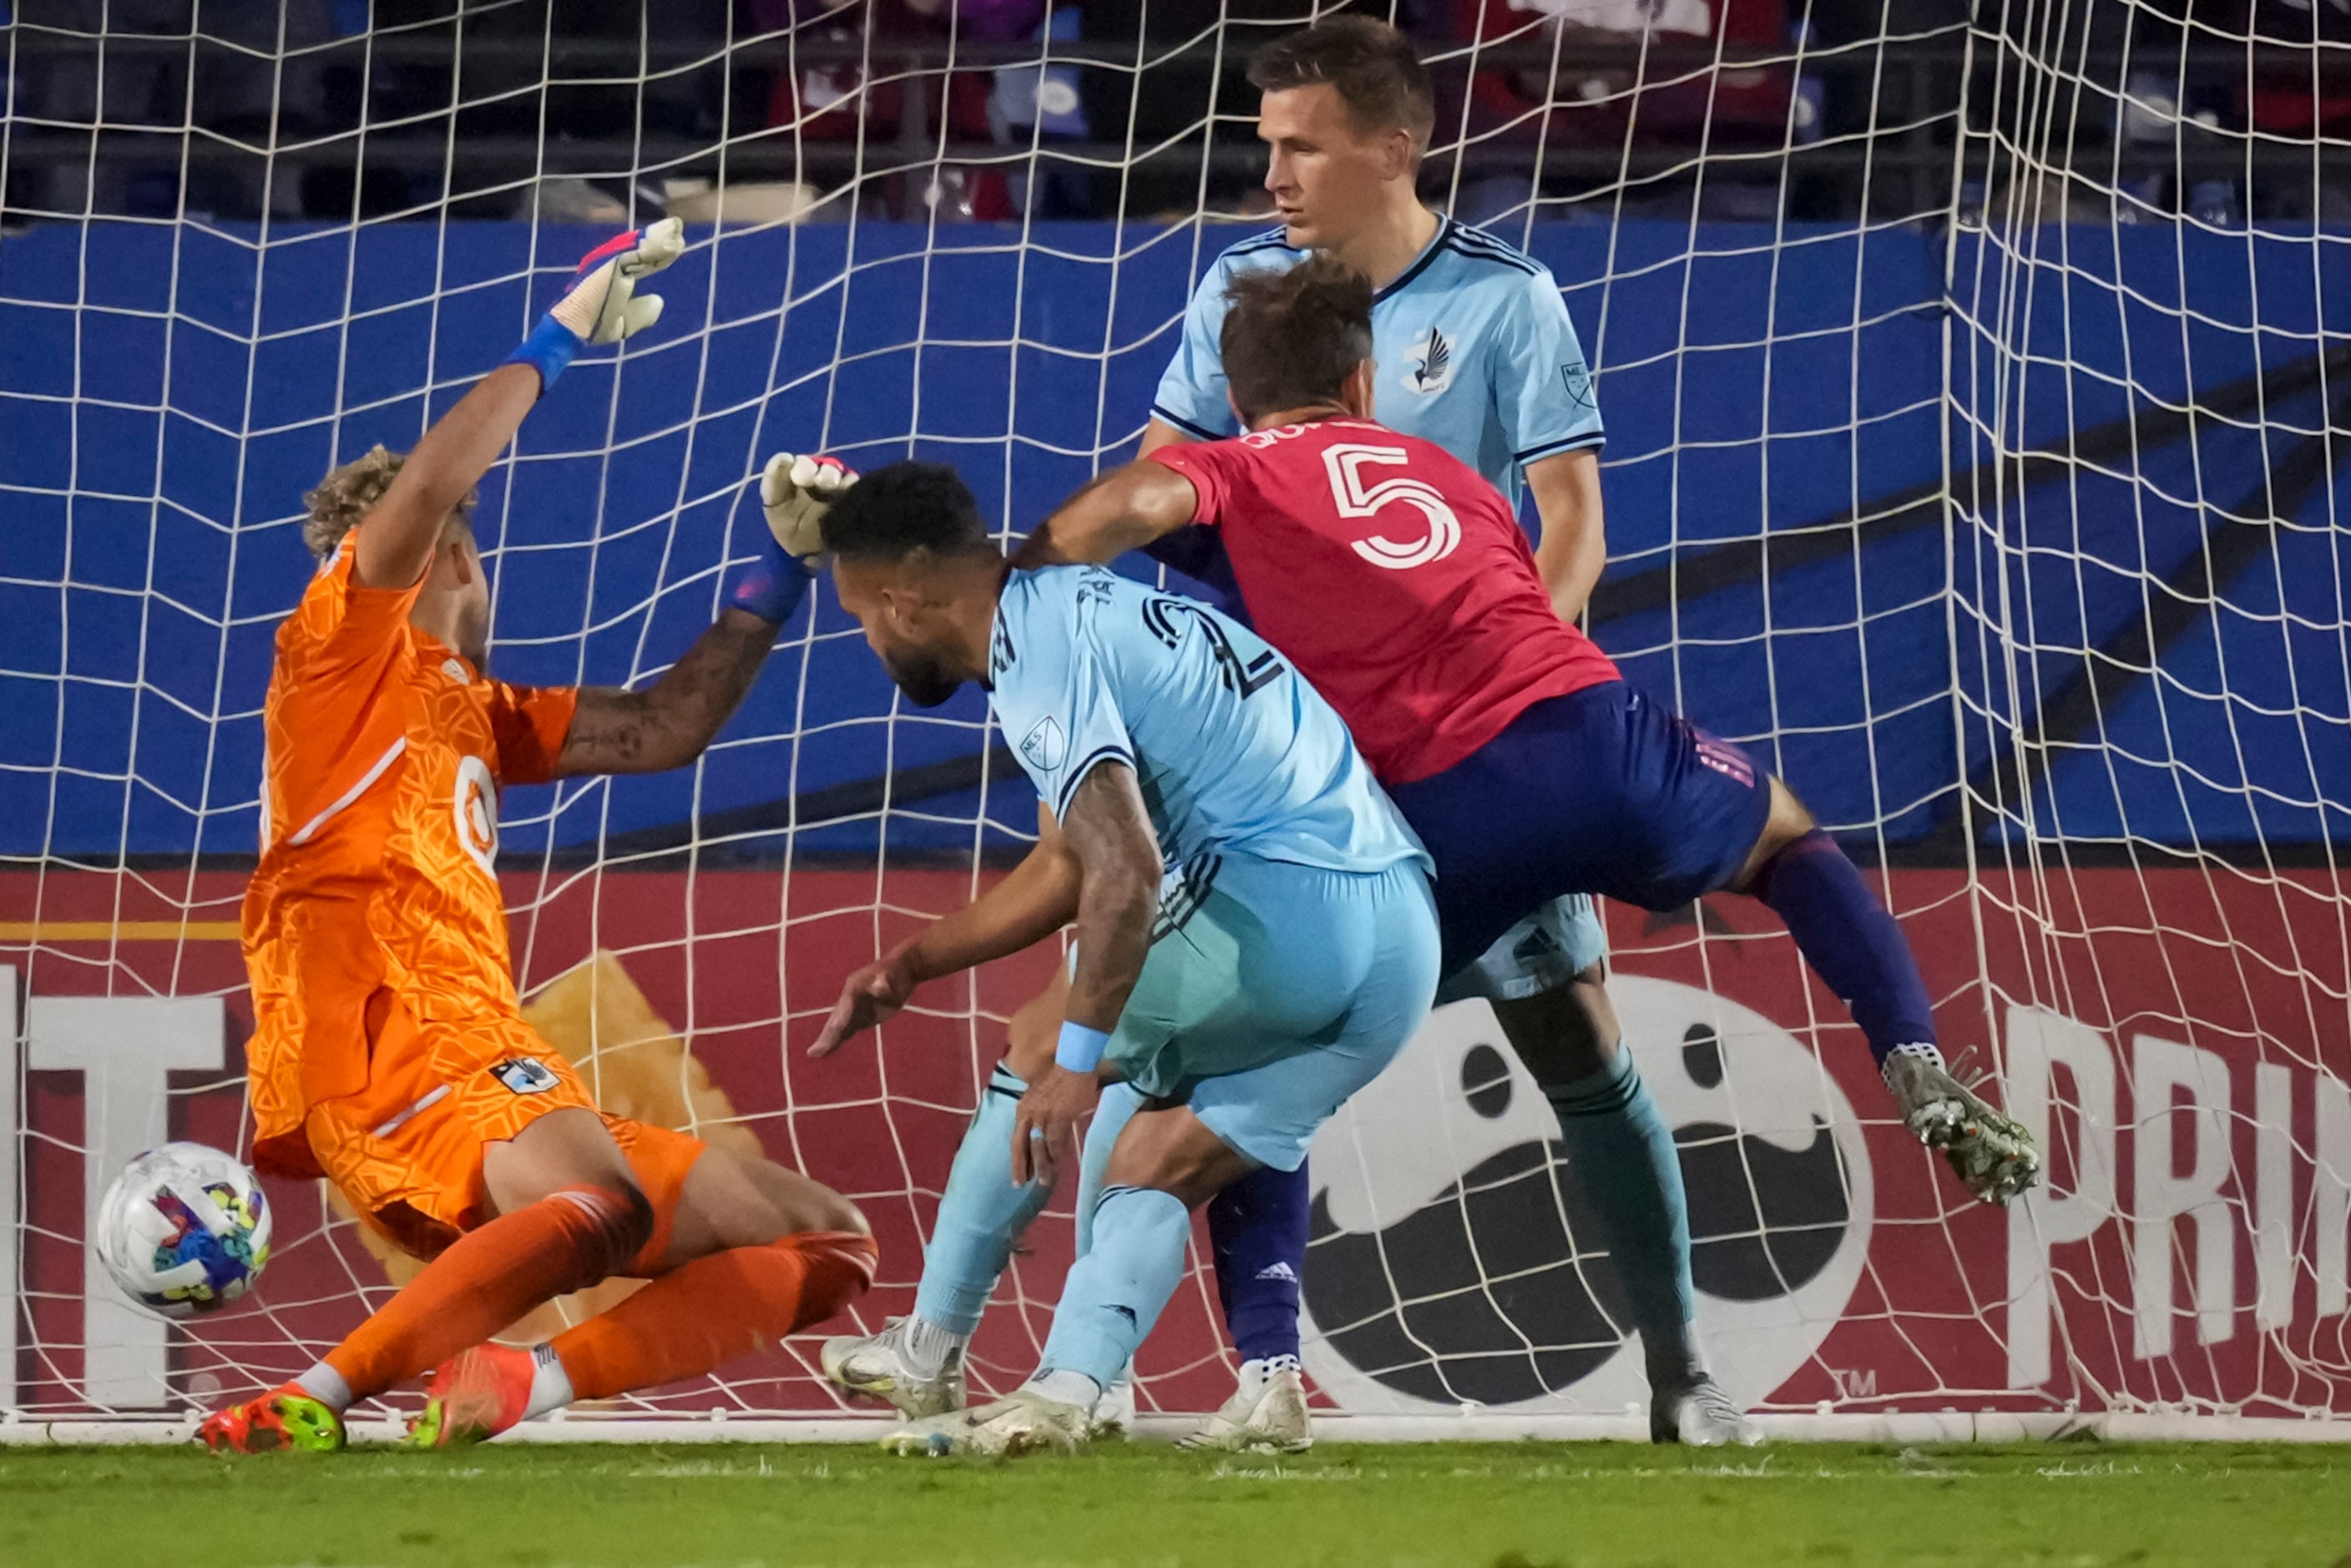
left=301, top=444, right=476, bottom=560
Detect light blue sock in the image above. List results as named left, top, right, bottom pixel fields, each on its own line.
left=1037, top=1185, right=1190, bottom=1388
left=913, top=1065, right=1054, bottom=1336
left=1074, top=1081, right=1145, bottom=1259
left=1546, top=1051, right=1702, bottom=1387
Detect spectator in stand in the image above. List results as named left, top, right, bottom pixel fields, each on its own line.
left=1437, top=0, right=1796, bottom=220
left=746, top=0, right=1089, bottom=220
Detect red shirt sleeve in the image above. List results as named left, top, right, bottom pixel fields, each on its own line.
left=1144, top=442, right=1239, bottom=528
left=486, top=681, right=580, bottom=785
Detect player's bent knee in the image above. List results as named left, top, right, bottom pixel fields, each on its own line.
left=1103, top=1106, right=1251, bottom=1208
left=665, top=1150, right=867, bottom=1266
left=1494, top=971, right=1620, bottom=1085
left=1727, top=777, right=1819, bottom=893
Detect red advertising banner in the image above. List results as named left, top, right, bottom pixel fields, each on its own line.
left=5, top=862, right=2348, bottom=1424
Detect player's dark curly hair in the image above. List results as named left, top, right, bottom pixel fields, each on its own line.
left=1220, top=254, right=1377, bottom=427
left=820, top=461, right=997, bottom=564
left=1247, top=17, right=1434, bottom=151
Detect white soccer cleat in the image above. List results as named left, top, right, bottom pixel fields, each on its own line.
left=820, top=1317, right=965, bottom=1419
left=1651, top=1375, right=1762, bottom=1447
left=1883, top=1046, right=2041, bottom=1206
left=1088, top=1377, right=1136, bottom=1440
left=1175, top=1358, right=1313, bottom=1454
left=880, top=1387, right=1091, bottom=1459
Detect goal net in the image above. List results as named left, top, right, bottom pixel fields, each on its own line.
left=3, top=0, right=2349, bottom=1437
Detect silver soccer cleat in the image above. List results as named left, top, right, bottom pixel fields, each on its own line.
left=1176, top=1358, right=1313, bottom=1454
left=881, top=1387, right=1091, bottom=1459
left=820, top=1317, right=966, bottom=1419
left=1089, top=1377, right=1137, bottom=1440
left=1883, top=1046, right=2041, bottom=1206
left=1651, top=1375, right=1762, bottom=1447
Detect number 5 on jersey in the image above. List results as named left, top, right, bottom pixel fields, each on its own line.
left=1322, top=443, right=1463, bottom=569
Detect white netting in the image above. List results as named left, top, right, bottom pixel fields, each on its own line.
left=2, top=0, right=2348, bottom=1433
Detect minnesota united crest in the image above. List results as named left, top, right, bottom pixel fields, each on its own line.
left=1402, top=327, right=1454, bottom=395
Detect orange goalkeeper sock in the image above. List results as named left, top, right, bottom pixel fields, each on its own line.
left=549, top=1231, right=879, bottom=1400
left=321, top=1186, right=646, bottom=1403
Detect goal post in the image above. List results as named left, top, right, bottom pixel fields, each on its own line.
left=3, top=0, right=2351, bottom=1437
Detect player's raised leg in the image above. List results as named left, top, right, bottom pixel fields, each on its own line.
left=1732, top=782, right=2037, bottom=1202
left=409, top=1134, right=875, bottom=1446
left=1389, top=685, right=2039, bottom=1207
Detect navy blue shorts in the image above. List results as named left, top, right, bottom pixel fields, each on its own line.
left=1386, top=680, right=1774, bottom=978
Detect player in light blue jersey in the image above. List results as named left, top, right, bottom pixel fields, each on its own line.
left=806, top=462, right=1438, bottom=1458
left=1136, top=17, right=1748, bottom=1449
left=1149, top=189, right=1601, bottom=523
left=817, top=16, right=1742, bottom=1453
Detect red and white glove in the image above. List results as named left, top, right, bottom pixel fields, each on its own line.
left=760, top=453, right=857, bottom=559
left=506, top=217, right=686, bottom=390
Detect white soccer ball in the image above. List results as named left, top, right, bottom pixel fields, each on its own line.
left=95, top=1142, right=271, bottom=1321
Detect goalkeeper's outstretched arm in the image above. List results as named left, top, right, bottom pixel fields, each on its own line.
left=556, top=606, right=785, bottom=777
left=554, top=448, right=856, bottom=777
left=354, top=219, right=686, bottom=591
left=352, top=365, right=542, bottom=591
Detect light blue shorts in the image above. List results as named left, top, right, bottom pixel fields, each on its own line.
left=1107, top=853, right=1439, bottom=1171
left=1433, top=892, right=1608, bottom=1006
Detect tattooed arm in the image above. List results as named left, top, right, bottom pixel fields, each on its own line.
left=554, top=607, right=777, bottom=776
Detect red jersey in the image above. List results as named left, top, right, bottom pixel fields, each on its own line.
left=1148, top=418, right=1619, bottom=784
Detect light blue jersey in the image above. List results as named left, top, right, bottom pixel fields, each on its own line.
left=1150, top=216, right=1604, bottom=511
left=988, top=564, right=1428, bottom=879
left=1150, top=215, right=1610, bottom=1004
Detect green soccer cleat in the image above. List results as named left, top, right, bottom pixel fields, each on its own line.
left=197, top=1383, right=346, bottom=1454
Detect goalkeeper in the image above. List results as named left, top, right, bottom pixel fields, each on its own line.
left=205, top=223, right=875, bottom=1454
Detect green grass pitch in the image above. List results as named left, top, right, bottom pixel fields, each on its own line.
left=8, top=1439, right=2348, bottom=1566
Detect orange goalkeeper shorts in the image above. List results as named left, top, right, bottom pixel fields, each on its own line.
left=304, top=997, right=706, bottom=1274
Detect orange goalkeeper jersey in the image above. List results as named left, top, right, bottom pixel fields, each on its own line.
left=240, top=537, right=577, bottom=1178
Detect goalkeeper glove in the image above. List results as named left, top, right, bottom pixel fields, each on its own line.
left=730, top=453, right=852, bottom=624
left=760, top=452, right=857, bottom=559
left=504, top=217, right=686, bottom=393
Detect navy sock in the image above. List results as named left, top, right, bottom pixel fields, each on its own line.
left=1545, top=1053, right=1701, bottom=1388
left=1751, top=827, right=1936, bottom=1065
left=1206, top=1161, right=1307, bottom=1364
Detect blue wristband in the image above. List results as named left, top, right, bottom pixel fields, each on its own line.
left=1055, top=1020, right=1111, bottom=1075
left=727, top=533, right=813, bottom=624
left=502, top=315, right=583, bottom=394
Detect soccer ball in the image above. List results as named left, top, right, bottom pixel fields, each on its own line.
left=95, top=1143, right=271, bottom=1321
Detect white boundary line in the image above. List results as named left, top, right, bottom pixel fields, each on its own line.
left=4, top=1412, right=2349, bottom=1446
